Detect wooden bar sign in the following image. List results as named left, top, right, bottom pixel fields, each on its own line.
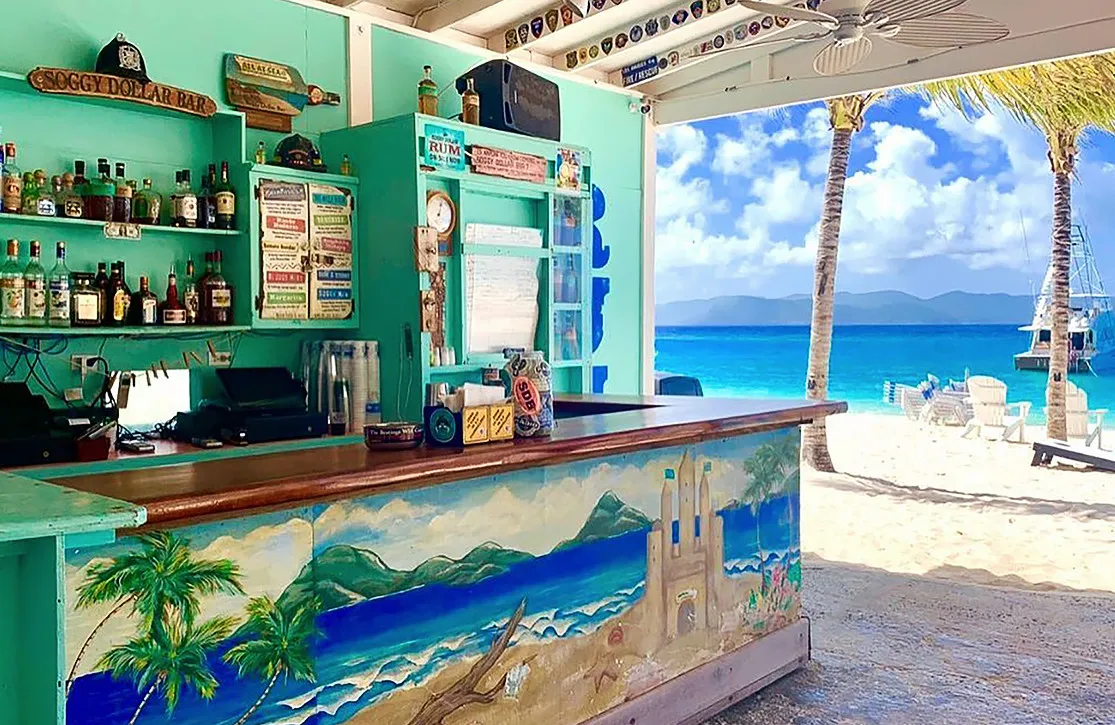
left=27, top=68, right=218, bottom=117
left=469, top=145, right=547, bottom=184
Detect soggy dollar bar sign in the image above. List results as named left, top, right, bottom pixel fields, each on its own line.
left=28, top=67, right=218, bottom=117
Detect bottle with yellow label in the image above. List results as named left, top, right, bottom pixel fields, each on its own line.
left=2, top=143, right=22, bottom=213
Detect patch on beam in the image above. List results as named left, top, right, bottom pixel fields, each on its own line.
left=499, top=0, right=627, bottom=54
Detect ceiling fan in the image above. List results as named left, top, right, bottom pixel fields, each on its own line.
left=714, top=0, right=1009, bottom=76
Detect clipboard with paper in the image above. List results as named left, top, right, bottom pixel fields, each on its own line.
left=464, top=253, right=541, bottom=357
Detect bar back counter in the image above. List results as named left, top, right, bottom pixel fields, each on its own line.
left=1, top=395, right=844, bottom=725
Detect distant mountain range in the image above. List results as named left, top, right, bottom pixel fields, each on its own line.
left=279, top=492, right=653, bottom=613
left=656, top=291, right=1041, bottom=327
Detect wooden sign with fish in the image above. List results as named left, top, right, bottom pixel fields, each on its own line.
left=224, top=54, right=341, bottom=132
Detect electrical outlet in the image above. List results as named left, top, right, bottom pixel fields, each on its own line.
left=70, top=355, right=94, bottom=381
left=208, top=350, right=232, bottom=367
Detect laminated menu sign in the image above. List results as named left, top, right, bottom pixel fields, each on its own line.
left=309, top=183, right=354, bottom=319
left=259, top=180, right=310, bottom=319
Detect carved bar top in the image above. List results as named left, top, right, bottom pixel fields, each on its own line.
left=49, top=395, right=845, bottom=527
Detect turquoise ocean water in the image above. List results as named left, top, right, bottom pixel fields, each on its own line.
left=655, top=325, right=1115, bottom=416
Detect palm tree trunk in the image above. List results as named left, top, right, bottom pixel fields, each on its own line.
left=753, top=510, right=766, bottom=595
left=67, top=596, right=133, bottom=695
left=803, top=125, right=854, bottom=471
left=1046, top=168, right=1073, bottom=440
left=235, top=671, right=281, bottom=725
left=129, top=681, right=159, bottom=725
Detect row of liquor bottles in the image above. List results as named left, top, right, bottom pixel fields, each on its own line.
left=0, top=239, right=234, bottom=328
left=0, top=143, right=237, bottom=229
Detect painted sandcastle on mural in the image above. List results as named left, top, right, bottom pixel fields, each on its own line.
left=64, top=430, right=802, bottom=725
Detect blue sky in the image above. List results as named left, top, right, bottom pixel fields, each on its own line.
left=655, top=94, right=1115, bottom=304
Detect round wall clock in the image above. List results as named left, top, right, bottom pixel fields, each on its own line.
left=426, top=190, right=457, bottom=242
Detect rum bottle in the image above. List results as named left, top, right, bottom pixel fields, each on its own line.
left=418, top=65, right=438, bottom=116
left=214, top=161, right=236, bottom=230
left=85, top=159, right=115, bottom=221
left=182, top=257, right=200, bottom=324
left=23, top=240, right=46, bottom=326
left=133, top=178, right=161, bottom=225
left=2, top=143, right=22, bottom=213
left=0, top=239, right=24, bottom=325
left=159, top=267, right=187, bottom=325
left=113, top=162, right=132, bottom=223
left=106, top=261, right=130, bottom=326
left=172, top=170, right=198, bottom=228
left=47, top=241, right=71, bottom=328
left=462, top=77, right=480, bottom=125
left=128, top=276, right=158, bottom=326
left=203, top=250, right=232, bottom=325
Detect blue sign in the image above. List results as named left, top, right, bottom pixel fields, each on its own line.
left=621, top=57, right=660, bottom=87
left=423, top=124, right=466, bottom=171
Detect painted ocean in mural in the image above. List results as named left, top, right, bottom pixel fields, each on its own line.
left=65, top=432, right=801, bottom=725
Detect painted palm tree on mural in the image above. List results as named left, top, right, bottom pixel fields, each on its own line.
left=67, top=531, right=244, bottom=694
left=99, top=615, right=237, bottom=725
left=742, top=448, right=778, bottom=593
left=804, top=93, right=885, bottom=472
left=223, top=596, right=320, bottom=725
left=924, top=54, right=1115, bottom=440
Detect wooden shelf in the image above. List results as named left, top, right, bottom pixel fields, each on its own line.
left=0, top=213, right=241, bottom=238
left=0, top=325, right=250, bottom=337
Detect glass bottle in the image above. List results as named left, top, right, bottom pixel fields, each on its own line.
left=172, top=169, right=198, bottom=228
left=23, top=240, right=46, bottom=326
left=418, top=65, right=438, bottom=116
left=51, top=175, right=64, bottom=217
left=2, top=143, right=23, bottom=213
left=214, top=161, right=236, bottom=230
left=133, top=178, right=162, bottom=225
left=106, top=261, right=130, bottom=326
left=182, top=257, right=200, bottom=325
left=0, top=239, right=24, bottom=325
left=20, top=172, right=37, bottom=215
left=462, top=77, right=480, bottom=125
left=203, top=250, right=232, bottom=325
left=113, top=162, right=132, bottom=223
left=73, top=160, right=89, bottom=197
left=32, top=170, right=55, bottom=217
left=48, top=241, right=71, bottom=327
left=340, top=155, right=353, bottom=176
left=59, top=173, right=83, bottom=219
left=85, top=158, right=115, bottom=222
left=159, top=267, right=187, bottom=325
left=563, top=256, right=579, bottom=304
left=255, top=141, right=267, bottom=165
left=70, top=272, right=102, bottom=327
left=196, top=252, right=213, bottom=323
left=552, top=256, right=565, bottom=303
left=197, top=164, right=215, bottom=229
left=93, top=261, right=109, bottom=297
left=128, top=276, right=158, bottom=326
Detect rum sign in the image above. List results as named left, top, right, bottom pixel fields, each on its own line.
left=27, top=67, right=218, bottom=117
left=469, top=145, right=547, bottom=184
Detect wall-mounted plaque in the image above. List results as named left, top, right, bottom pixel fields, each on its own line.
left=424, top=124, right=466, bottom=171
left=469, top=146, right=547, bottom=184
left=224, top=54, right=341, bottom=132
left=27, top=68, right=217, bottom=117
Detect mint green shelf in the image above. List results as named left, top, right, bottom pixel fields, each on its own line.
left=0, top=325, right=250, bottom=337
left=428, top=364, right=484, bottom=375
left=554, top=302, right=582, bottom=311
left=462, top=242, right=549, bottom=259
left=0, top=213, right=242, bottom=237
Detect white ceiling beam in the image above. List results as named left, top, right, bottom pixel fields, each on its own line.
left=414, top=0, right=509, bottom=33
left=653, top=13, right=1115, bottom=124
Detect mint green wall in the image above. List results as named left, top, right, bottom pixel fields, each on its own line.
left=370, top=27, right=646, bottom=394
left=0, top=0, right=348, bottom=406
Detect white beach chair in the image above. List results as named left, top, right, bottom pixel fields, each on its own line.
left=962, top=375, right=1031, bottom=442
left=1061, top=381, right=1106, bottom=448
left=920, top=389, right=973, bottom=426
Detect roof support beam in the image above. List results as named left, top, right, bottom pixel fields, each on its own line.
left=414, top=0, right=508, bottom=33
left=489, top=0, right=623, bottom=54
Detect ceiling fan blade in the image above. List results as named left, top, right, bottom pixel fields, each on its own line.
left=737, top=0, right=838, bottom=26
left=866, top=0, right=965, bottom=23
left=562, top=0, right=592, bottom=19
left=889, top=12, right=1009, bottom=48
left=813, top=37, right=873, bottom=75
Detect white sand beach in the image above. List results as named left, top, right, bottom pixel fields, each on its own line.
left=806, top=412, right=1115, bottom=593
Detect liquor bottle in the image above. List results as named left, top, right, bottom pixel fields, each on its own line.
left=133, top=178, right=162, bottom=225
left=106, top=261, right=130, bottom=325
left=23, top=240, right=46, bottom=326
left=182, top=257, right=200, bottom=324
left=255, top=141, right=267, bottom=165
left=563, top=256, right=579, bottom=304
left=47, top=241, right=71, bottom=328
left=418, top=65, right=438, bottom=116
left=85, top=159, right=115, bottom=222
left=113, top=162, right=132, bottom=223
left=172, top=169, right=198, bottom=228
left=70, top=272, right=102, bottom=327
left=0, top=240, right=24, bottom=325
left=159, top=267, right=187, bottom=325
left=197, top=164, right=215, bottom=229
left=73, top=160, right=89, bottom=196
left=2, top=143, right=23, bottom=213
left=462, top=78, right=480, bottom=125
left=51, top=175, right=64, bottom=217
left=214, top=161, right=236, bottom=230
left=340, top=155, right=353, bottom=176
left=203, top=250, right=232, bottom=325
left=552, top=257, right=565, bottom=303
left=33, top=170, right=55, bottom=217
left=128, top=276, right=158, bottom=326
left=20, top=172, right=37, bottom=215
left=93, top=261, right=109, bottom=296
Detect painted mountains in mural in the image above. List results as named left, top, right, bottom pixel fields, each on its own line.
left=279, top=491, right=654, bottom=613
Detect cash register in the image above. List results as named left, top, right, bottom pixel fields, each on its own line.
left=175, top=367, right=327, bottom=445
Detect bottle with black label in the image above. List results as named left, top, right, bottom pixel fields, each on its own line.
left=214, top=161, right=236, bottom=230
left=172, top=169, right=198, bottom=228
left=128, top=276, right=158, bottom=326
left=197, top=164, right=215, bottom=229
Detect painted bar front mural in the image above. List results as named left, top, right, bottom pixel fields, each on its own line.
left=64, top=430, right=802, bottom=725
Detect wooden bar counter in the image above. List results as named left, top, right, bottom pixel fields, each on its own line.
left=16, top=395, right=845, bottom=725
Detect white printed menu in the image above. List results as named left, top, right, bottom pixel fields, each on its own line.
left=465, top=254, right=539, bottom=355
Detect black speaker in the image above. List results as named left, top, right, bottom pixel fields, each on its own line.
left=456, top=60, right=561, bottom=142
